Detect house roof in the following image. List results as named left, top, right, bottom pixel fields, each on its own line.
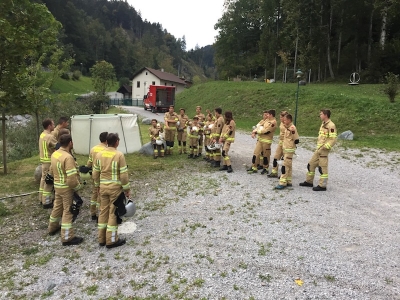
left=132, top=67, right=186, bottom=85
left=117, top=85, right=132, bottom=94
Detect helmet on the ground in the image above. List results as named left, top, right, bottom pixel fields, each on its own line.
left=123, top=200, right=136, bottom=217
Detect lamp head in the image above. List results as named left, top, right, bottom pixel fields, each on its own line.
left=296, top=69, right=303, bottom=79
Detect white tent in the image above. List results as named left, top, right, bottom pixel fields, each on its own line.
left=71, top=114, right=142, bottom=155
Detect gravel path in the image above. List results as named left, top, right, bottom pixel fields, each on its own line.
left=0, top=114, right=399, bottom=300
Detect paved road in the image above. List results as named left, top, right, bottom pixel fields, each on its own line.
left=121, top=105, right=165, bottom=123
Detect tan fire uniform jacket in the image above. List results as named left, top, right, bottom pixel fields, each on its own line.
left=92, top=147, right=130, bottom=191
left=282, top=123, right=300, bottom=154
left=51, top=148, right=82, bottom=191
left=149, top=126, right=163, bottom=143
left=221, top=120, right=236, bottom=143
left=257, top=118, right=277, bottom=144
left=164, top=112, right=179, bottom=128
left=211, top=116, right=224, bottom=140
left=178, top=114, right=189, bottom=131
left=317, top=119, right=337, bottom=151
left=39, top=130, right=57, bottom=163
left=87, top=143, right=107, bottom=168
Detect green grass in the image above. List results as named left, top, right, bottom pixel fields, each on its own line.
left=51, top=76, right=120, bottom=95
left=176, top=81, right=400, bottom=150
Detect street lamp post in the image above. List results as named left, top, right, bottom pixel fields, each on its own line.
left=294, top=69, right=303, bottom=126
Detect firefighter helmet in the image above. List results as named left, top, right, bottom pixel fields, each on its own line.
left=123, top=200, right=136, bottom=217
left=155, top=138, right=163, bottom=145
left=207, top=143, right=216, bottom=150
left=79, top=165, right=92, bottom=180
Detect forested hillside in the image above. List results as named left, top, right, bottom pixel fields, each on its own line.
left=35, top=0, right=216, bottom=81
left=215, top=0, right=400, bottom=83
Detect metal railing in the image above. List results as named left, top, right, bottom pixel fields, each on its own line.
left=109, top=98, right=143, bottom=107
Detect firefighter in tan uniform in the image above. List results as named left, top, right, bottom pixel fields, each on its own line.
left=38, top=119, right=57, bottom=208
left=177, top=108, right=189, bottom=154
left=85, top=132, right=108, bottom=220
left=254, top=110, right=277, bottom=174
left=164, top=105, right=179, bottom=155
left=187, top=116, right=200, bottom=158
left=195, top=106, right=206, bottom=157
left=247, top=111, right=270, bottom=174
left=218, top=111, right=235, bottom=173
left=203, top=113, right=213, bottom=161
left=48, top=134, right=83, bottom=246
left=275, top=114, right=299, bottom=189
left=210, top=107, right=224, bottom=168
left=268, top=111, right=288, bottom=178
left=149, top=119, right=164, bottom=158
left=300, top=109, right=337, bottom=191
left=93, top=133, right=130, bottom=248
left=52, top=116, right=69, bottom=141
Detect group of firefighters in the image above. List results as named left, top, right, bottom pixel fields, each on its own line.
left=38, top=117, right=129, bottom=248
left=37, top=106, right=337, bottom=247
left=148, top=105, right=337, bottom=191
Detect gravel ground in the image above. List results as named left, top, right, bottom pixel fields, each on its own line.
left=0, top=125, right=399, bottom=299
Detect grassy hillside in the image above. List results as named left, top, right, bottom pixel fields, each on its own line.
left=51, top=76, right=120, bottom=95
left=176, top=81, right=400, bottom=150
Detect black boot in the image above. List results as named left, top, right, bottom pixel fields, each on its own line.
left=188, top=154, right=193, bottom=158
left=227, top=165, right=233, bottom=173
left=214, top=161, right=221, bottom=168
left=62, top=236, right=83, bottom=246
left=219, top=165, right=228, bottom=171
left=106, top=238, right=126, bottom=249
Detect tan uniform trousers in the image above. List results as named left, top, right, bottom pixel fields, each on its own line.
left=279, top=153, right=293, bottom=186
left=204, top=135, right=211, bottom=157
left=90, top=180, right=100, bottom=217
left=222, top=142, right=232, bottom=166
left=177, top=130, right=187, bottom=142
left=165, top=128, right=176, bottom=143
left=198, top=132, right=204, bottom=154
left=306, top=149, right=329, bottom=188
left=48, top=188, right=75, bottom=242
left=189, top=137, right=199, bottom=155
left=42, top=182, right=54, bottom=206
left=271, top=141, right=283, bottom=175
left=98, top=185, right=122, bottom=246
left=39, top=163, right=50, bottom=203
left=252, top=141, right=262, bottom=167
left=260, top=142, right=272, bottom=169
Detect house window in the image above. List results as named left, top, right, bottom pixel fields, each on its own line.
left=164, top=82, right=167, bottom=86
left=137, top=81, right=140, bottom=88
left=146, top=72, right=148, bottom=75
left=152, top=81, right=155, bottom=85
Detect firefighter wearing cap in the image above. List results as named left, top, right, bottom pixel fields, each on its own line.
left=86, top=132, right=108, bottom=220
left=48, top=134, right=83, bottom=246
left=268, top=111, right=288, bottom=178
left=149, top=119, right=164, bottom=158
left=39, top=118, right=57, bottom=208
left=300, top=109, right=337, bottom=191
left=219, top=111, right=235, bottom=173
left=164, top=105, right=179, bottom=155
left=177, top=108, right=189, bottom=154
left=275, top=114, right=299, bottom=189
left=195, top=106, right=206, bottom=157
left=210, top=107, right=224, bottom=168
left=93, top=133, right=130, bottom=248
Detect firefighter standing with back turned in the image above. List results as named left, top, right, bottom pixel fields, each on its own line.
left=39, top=118, right=57, bottom=209
left=48, top=134, right=83, bottom=246
left=93, top=133, right=130, bottom=248
left=299, top=109, right=337, bottom=191
left=268, top=111, right=288, bottom=178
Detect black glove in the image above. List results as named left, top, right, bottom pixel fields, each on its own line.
left=45, top=173, right=54, bottom=185
left=70, top=192, right=83, bottom=222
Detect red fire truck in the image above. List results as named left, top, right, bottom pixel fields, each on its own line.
left=143, top=85, right=175, bottom=113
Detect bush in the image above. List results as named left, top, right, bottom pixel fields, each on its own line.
left=383, top=72, right=399, bottom=103
left=72, top=70, right=81, bottom=81
left=60, top=72, right=70, bottom=80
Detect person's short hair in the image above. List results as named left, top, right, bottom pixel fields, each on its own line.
left=180, top=108, right=185, bottom=112
left=320, top=109, right=331, bottom=118
left=58, top=116, right=69, bottom=125
left=107, top=133, right=120, bottom=147
left=196, top=106, right=201, bottom=110
left=151, top=119, right=157, bottom=123
left=215, top=107, right=222, bottom=114
left=225, top=111, right=233, bottom=123
left=285, top=114, right=293, bottom=121
left=58, top=128, right=70, bottom=141
left=99, top=132, right=108, bottom=143
left=169, top=105, right=174, bottom=109
left=59, top=134, right=72, bottom=147
left=280, top=111, right=288, bottom=117
left=193, top=116, right=199, bottom=121
left=264, top=109, right=276, bottom=117
left=42, top=118, right=53, bottom=129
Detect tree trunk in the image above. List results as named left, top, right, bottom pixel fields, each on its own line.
left=327, top=5, right=335, bottom=79
left=1, top=110, right=7, bottom=175
left=337, top=9, right=344, bottom=72
left=294, top=27, right=299, bottom=78
left=35, top=111, right=40, bottom=141
left=380, top=4, right=388, bottom=50
left=368, top=8, right=375, bottom=65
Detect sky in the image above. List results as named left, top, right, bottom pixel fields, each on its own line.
left=127, top=0, right=225, bottom=51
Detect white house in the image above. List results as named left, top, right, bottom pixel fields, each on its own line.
left=131, top=67, right=186, bottom=100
